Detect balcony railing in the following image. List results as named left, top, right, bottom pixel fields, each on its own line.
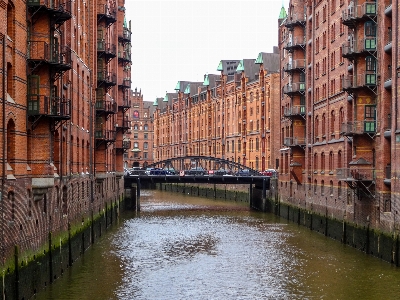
left=336, top=168, right=375, bottom=181
left=27, top=0, right=72, bottom=24
left=342, top=73, right=376, bottom=90
left=116, top=116, right=131, bottom=130
left=342, top=2, right=377, bottom=25
left=28, top=95, right=71, bottom=119
left=283, top=137, right=306, bottom=147
left=27, top=41, right=72, bottom=70
left=118, top=50, right=131, bottom=63
left=342, top=38, right=377, bottom=57
left=95, top=129, right=116, bottom=141
left=341, top=121, right=376, bottom=135
left=283, top=36, right=305, bottom=50
left=118, top=78, right=131, bottom=89
left=119, top=27, right=131, bottom=43
left=119, top=98, right=131, bottom=110
left=283, top=82, right=305, bottom=95
left=97, top=71, right=116, bottom=87
left=284, top=13, right=306, bottom=28
left=115, top=140, right=131, bottom=150
left=283, top=59, right=306, bottom=72
left=95, top=100, right=117, bottom=114
left=97, top=3, right=116, bottom=26
left=284, top=105, right=306, bottom=117
left=97, top=41, right=117, bottom=58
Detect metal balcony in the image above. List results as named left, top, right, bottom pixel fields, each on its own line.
left=118, top=97, right=131, bottom=111
left=283, top=105, right=306, bottom=118
left=283, top=59, right=306, bottom=72
left=119, top=27, right=131, bottom=43
left=342, top=73, right=377, bottom=92
left=284, top=13, right=306, bottom=29
left=97, top=41, right=117, bottom=61
left=95, top=129, right=116, bottom=148
left=27, top=95, right=71, bottom=119
left=283, top=82, right=305, bottom=95
left=95, top=99, right=117, bottom=115
left=115, top=140, right=131, bottom=151
left=341, top=38, right=377, bottom=58
left=115, top=117, right=131, bottom=132
left=27, top=0, right=72, bottom=25
left=283, top=36, right=305, bottom=51
left=118, top=50, right=131, bottom=63
left=97, top=71, right=116, bottom=88
left=341, top=121, right=376, bottom=136
left=97, top=3, right=116, bottom=26
left=341, top=2, right=377, bottom=27
left=336, top=167, right=375, bottom=182
left=283, top=137, right=306, bottom=148
left=118, top=78, right=131, bottom=89
left=27, top=41, right=72, bottom=74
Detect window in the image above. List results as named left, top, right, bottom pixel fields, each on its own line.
left=134, top=142, right=138, bottom=148
left=144, top=124, right=149, bottom=131
left=144, top=152, right=148, bottom=159
left=133, top=124, right=139, bottom=130
left=144, top=142, right=148, bottom=150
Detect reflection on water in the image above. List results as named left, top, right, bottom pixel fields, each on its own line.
left=35, top=190, right=400, bottom=300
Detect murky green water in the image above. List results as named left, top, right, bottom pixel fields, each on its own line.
left=34, top=190, right=400, bottom=299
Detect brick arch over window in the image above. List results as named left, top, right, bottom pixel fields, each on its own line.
left=7, top=118, right=16, bottom=170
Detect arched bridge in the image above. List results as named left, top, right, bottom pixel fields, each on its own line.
left=147, top=155, right=260, bottom=175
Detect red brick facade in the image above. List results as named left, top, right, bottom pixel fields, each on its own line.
left=153, top=51, right=281, bottom=173
left=279, top=0, right=399, bottom=231
left=0, top=0, right=132, bottom=263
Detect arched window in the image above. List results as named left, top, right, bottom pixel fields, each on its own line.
left=133, top=124, right=139, bottom=130
left=144, top=124, right=148, bottom=131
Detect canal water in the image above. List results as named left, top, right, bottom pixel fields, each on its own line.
left=35, top=189, right=400, bottom=299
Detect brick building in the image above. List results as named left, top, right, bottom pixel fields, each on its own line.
left=126, top=88, right=155, bottom=169
left=278, top=0, right=399, bottom=231
left=152, top=49, right=280, bottom=173
left=0, top=0, right=131, bottom=263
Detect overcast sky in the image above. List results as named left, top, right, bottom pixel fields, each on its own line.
left=124, top=0, right=289, bottom=102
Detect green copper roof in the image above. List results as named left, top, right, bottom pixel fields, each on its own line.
left=163, top=93, right=168, bottom=102
left=184, top=83, right=191, bottom=94
left=175, top=81, right=181, bottom=91
left=217, top=61, right=223, bottom=71
left=153, top=98, right=158, bottom=106
left=255, top=52, right=263, bottom=64
left=279, top=6, right=287, bottom=19
left=236, top=60, right=244, bottom=72
left=203, top=74, right=209, bottom=86
left=124, top=17, right=127, bottom=28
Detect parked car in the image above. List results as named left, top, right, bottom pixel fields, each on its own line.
left=235, top=169, right=251, bottom=176
left=213, top=169, right=231, bottom=176
left=149, top=168, right=172, bottom=175
left=185, top=167, right=207, bottom=176
left=260, top=169, right=278, bottom=178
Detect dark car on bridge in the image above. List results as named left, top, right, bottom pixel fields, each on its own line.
left=185, top=167, right=207, bottom=176
left=235, top=169, right=252, bottom=176
left=149, top=168, right=173, bottom=175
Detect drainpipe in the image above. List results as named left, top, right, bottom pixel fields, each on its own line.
left=2, top=34, right=6, bottom=300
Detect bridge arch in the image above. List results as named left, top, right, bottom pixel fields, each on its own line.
left=148, top=156, right=260, bottom=175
